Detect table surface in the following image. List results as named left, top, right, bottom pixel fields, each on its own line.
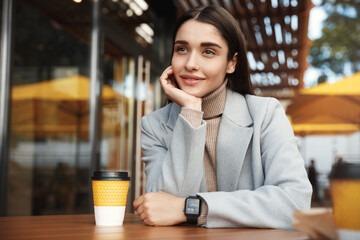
left=0, top=213, right=309, bottom=240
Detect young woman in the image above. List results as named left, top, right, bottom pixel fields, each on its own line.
left=133, top=5, right=312, bottom=229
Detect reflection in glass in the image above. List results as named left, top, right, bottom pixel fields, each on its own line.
left=8, top=0, right=91, bottom=215
left=6, top=0, right=157, bottom=216
left=102, top=57, right=135, bottom=173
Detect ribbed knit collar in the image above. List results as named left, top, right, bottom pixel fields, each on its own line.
left=202, top=79, right=228, bottom=120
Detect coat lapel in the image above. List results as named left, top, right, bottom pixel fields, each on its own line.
left=163, top=93, right=254, bottom=192
left=216, top=90, right=254, bottom=191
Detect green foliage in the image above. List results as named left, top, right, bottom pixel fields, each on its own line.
left=309, top=0, right=360, bottom=80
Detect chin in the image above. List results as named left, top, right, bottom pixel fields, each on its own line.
left=181, top=89, right=203, bottom=98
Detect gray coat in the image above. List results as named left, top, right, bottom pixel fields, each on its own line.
left=140, top=89, right=312, bottom=229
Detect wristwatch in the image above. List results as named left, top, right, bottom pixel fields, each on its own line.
left=184, top=196, right=201, bottom=225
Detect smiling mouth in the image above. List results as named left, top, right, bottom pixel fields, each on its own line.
left=180, top=75, right=204, bottom=81
left=181, top=77, right=203, bottom=86
left=182, top=78, right=202, bottom=81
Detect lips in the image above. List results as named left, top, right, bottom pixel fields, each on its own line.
left=180, top=74, right=204, bottom=86
left=181, top=74, right=204, bottom=80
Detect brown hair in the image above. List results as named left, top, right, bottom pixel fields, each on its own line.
left=172, top=5, right=254, bottom=95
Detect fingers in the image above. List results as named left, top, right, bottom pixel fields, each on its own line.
left=160, top=66, right=176, bottom=89
left=159, top=66, right=184, bottom=105
left=134, top=197, right=152, bottom=225
left=139, top=211, right=147, bottom=221
left=133, top=192, right=186, bottom=226
left=136, top=205, right=144, bottom=218
left=144, top=218, right=155, bottom=226
left=136, top=204, right=151, bottom=225
left=133, top=193, right=154, bottom=225
left=160, top=66, right=174, bottom=82
left=133, top=195, right=144, bottom=211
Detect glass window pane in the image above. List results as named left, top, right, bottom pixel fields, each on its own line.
left=8, top=0, right=91, bottom=215
left=6, top=0, right=164, bottom=216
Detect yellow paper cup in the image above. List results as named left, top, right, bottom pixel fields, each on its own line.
left=91, top=171, right=130, bottom=226
left=330, top=163, right=360, bottom=240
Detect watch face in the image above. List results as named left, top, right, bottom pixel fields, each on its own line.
left=186, top=198, right=200, bottom=215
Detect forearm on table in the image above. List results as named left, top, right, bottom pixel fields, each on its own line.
left=197, top=185, right=310, bottom=229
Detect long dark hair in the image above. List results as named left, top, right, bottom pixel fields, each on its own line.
left=172, top=5, right=254, bottom=95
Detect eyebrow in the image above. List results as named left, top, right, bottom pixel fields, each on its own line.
left=174, top=40, right=222, bottom=49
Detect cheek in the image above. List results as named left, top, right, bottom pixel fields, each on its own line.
left=171, top=57, right=181, bottom=75
left=204, top=64, right=227, bottom=80
left=170, top=57, right=176, bottom=69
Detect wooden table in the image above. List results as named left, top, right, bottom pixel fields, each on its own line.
left=0, top=214, right=309, bottom=240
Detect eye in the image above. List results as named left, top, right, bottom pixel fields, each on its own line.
left=203, top=49, right=215, bottom=55
left=175, top=46, right=187, bottom=54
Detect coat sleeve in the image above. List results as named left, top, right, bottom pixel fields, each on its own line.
left=197, top=98, right=312, bottom=230
left=140, top=112, right=207, bottom=197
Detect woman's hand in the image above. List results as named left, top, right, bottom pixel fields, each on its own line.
left=133, top=191, right=186, bottom=226
left=160, top=66, right=202, bottom=111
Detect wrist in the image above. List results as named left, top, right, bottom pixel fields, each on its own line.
left=183, top=98, right=202, bottom=111
left=178, top=198, right=187, bottom=223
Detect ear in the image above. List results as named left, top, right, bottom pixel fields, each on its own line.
left=226, top=53, right=238, bottom=74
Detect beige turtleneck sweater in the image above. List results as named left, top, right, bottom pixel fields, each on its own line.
left=179, top=80, right=227, bottom=225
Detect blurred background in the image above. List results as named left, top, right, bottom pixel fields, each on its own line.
left=0, top=0, right=359, bottom=216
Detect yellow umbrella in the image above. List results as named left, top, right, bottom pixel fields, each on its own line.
left=290, top=123, right=360, bottom=136
left=286, top=72, right=360, bottom=136
left=12, top=75, right=117, bottom=101
left=299, top=72, right=360, bottom=95
left=11, top=75, right=119, bottom=139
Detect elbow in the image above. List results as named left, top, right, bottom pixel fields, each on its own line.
left=293, top=183, right=313, bottom=211
left=302, top=180, right=313, bottom=209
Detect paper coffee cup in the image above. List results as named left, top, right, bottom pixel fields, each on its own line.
left=330, top=163, right=360, bottom=240
left=91, top=171, right=130, bottom=226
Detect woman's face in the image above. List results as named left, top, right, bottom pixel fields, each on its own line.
left=171, top=20, right=237, bottom=98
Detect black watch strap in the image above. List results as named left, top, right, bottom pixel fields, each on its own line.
left=186, top=215, right=198, bottom=225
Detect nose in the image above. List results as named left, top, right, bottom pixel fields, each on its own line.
left=185, top=52, right=199, bottom=71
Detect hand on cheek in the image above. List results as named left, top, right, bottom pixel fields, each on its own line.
left=159, top=66, right=202, bottom=111
left=133, top=192, right=186, bottom=226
